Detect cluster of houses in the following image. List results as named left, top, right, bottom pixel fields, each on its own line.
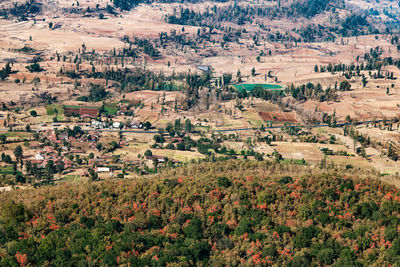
left=28, top=146, right=73, bottom=169
left=24, top=130, right=98, bottom=171
left=9, top=115, right=183, bottom=181
left=90, top=120, right=143, bottom=130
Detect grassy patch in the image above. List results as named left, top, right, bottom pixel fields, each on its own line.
left=63, top=105, right=99, bottom=109
left=1, top=132, right=32, bottom=138
left=55, top=114, right=65, bottom=121
left=252, top=102, right=281, bottom=113
left=46, top=105, right=55, bottom=115
left=46, top=104, right=63, bottom=116
left=59, top=175, right=86, bottom=184
left=194, top=125, right=211, bottom=132
left=242, top=110, right=264, bottom=127
left=0, top=165, right=14, bottom=175
left=103, top=104, right=118, bottom=115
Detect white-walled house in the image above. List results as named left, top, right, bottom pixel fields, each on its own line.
left=97, top=167, right=110, bottom=173
left=35, top=153, right=45, bottom=160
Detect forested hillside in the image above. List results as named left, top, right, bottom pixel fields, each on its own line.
left=1, top=161, right=400, bottom=266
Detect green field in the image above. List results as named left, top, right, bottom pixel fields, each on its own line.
left=59, top=175, right=87, bottom=184
left=233, top=84, right=284, bottom=91
left=0, top=165, right=14, bottom=175
left=104, top=104, right=118, bottom=115
left=63, top=104, right=116, bottom=115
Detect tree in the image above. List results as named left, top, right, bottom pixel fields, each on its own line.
left=0, top=134, right=7, bottom=144
left=143, top=121, right=152, bottom=130
left=237, top=69, right=242, bottom=83
left=0, top=200, right=29, bottom=231
left=72, top=126, right=83, bottom=137
left=356, top=146, right=366, bottom=158
left=177, top=143, right=185, bottom=151
left=56, top=161, right=65, bottom=174
left=166, top=143, right=175, bottom=150
left=25, top=124, right=31, bottom=132
left=88, top=168, right=98, bottom=181
left=362, top=76, right=368, bottom=87
left=388, top=144, right=398, bottom=161
left=12, top=162, right=17, bottom=175
left=174, top=119, right=182, bottom=133
left=30, top=110, right=37, bottom=117
left=0, top=63, right=12, bottom=81
left=339, top=80, right=351, bottom=91
left=15, top=172, right=25, bottom=184
left=166, top=123, right=175, bottom=136
left=96, top=143, right=103, bottom=151
left=153, top=134, right=165, bottom=144
left=185, top=119, right=193, bottom=133
left=14, top=145, right=23, bottom=161
left=252, top=151, right=262, bottom=161
left=251, top=67, right=256, bottom=76
left=336, top=249, right=357, bottom=266
left=273, top=150, right=282, bottom=162
left=144, top=149, right=153, bottom=157
left=78, top=84, right=108, bottom=102
left=45, top=160, right=56, bottom=177
left=25, top=62, right=43, bottom=72
left=89, top=84, right=107, bottom=101
left=108, top=141, right=119, bottom=152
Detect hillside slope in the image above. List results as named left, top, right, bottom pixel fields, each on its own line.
left=1, top=161, right=400, bottom=266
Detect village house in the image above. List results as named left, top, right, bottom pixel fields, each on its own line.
left=35, top=153, right=44, bottom=161
left=43, top=146, right=57, bottom=155
left=58, top=132, right=69, bottom=140
left=87, top=131, right=99, bottom=142
left=146, top=155, right=167, bottom=163
left=112, top=122, right=122, bottom=129
left=97, top=167, right=110, bottom=173
left=29, top=142, right=42, bottom=149
left=130, top=120, right=142, bottom=129
left=91, top=120, right=106, bottom=129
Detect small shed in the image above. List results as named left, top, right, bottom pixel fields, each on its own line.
left=196, top=65, right=211, bottom=72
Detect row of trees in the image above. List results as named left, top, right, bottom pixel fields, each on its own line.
left=286, top=81, right=350, bottom=102
left=315, top=47, right=400, bottom=80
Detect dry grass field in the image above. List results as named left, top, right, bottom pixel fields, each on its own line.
left=0, top=0, right=399, bottom=121
left=0, top=0, right=399, bottom=182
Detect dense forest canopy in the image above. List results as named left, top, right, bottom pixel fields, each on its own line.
left=1, top=161, right=400, bottom=265
left=167, top=0, right=342, bottom=26
left=0, top=0, right=41, bottom=19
